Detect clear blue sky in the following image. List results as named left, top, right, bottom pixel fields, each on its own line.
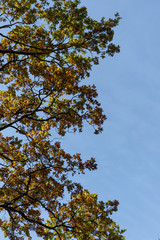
left=62, top=0, right=160, bottom=240
left=1, top=1, right=160, bottom=240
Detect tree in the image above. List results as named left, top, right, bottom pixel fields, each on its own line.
left=45, top=190, right=125, bottom=240
left=0, top=0, right=124, bottom=239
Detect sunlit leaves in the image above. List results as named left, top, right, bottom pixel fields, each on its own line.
left=0, top=0, right=124, bottom=239
left=45, top=190, right=125, bottom=240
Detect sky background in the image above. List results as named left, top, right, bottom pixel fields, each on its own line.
left=61, top=0, right=160, bottom=240
left=1, top=1, right=160, bottom=240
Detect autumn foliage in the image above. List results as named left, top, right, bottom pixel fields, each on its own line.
left=0, top=0, right=125, bottom=239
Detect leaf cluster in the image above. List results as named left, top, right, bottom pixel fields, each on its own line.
left=0, top=0, right=124, bottom=239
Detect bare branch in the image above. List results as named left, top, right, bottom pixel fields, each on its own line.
left=0, top=22, right=23, bottom=29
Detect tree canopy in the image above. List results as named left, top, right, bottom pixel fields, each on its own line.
left=0, top=0, right=125, bottom=239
